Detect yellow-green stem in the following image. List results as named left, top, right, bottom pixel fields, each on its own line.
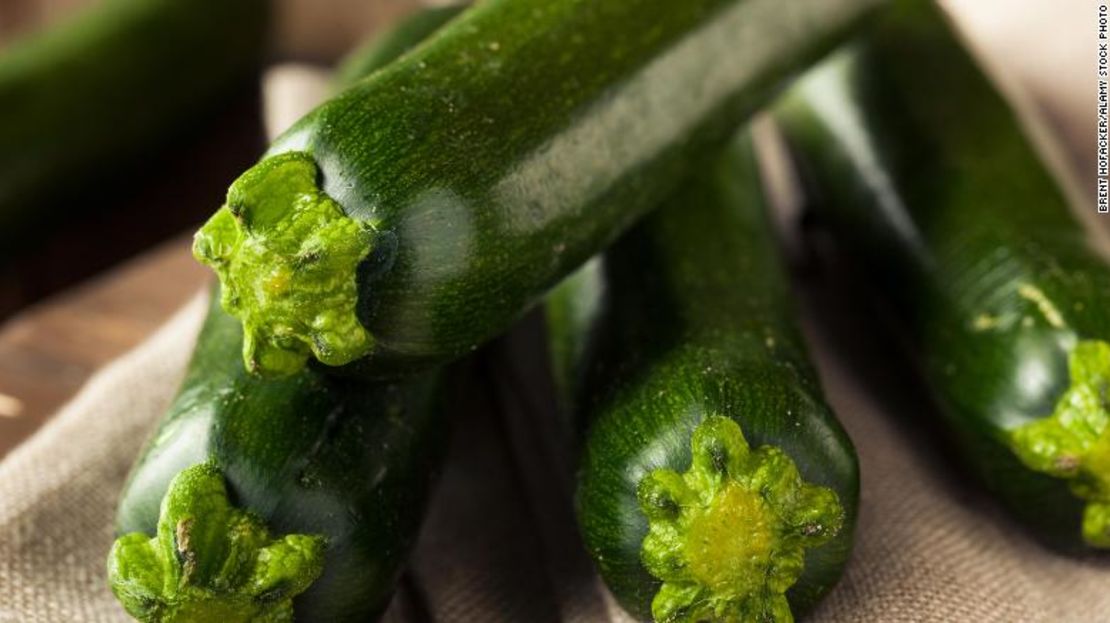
left=193, top=152, right=375, bottom=377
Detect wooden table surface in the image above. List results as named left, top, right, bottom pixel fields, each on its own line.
left=0, top=237, right=205, bottom=457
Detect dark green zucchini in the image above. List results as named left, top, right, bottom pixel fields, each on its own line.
left=0, top=0, right=267, bottom=258
left=192, top=0, right=884, bottom=378
left=776, top=0, right=1110, bottom=549
left=108, top=11, right=463, bottom=622
left=546, top=135, right=858, bottom=622
left=110, top=294, right=446, bottom=622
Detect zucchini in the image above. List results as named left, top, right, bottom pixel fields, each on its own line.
left=546, top=135, right=858, bottom=622
left=108, top=11, right=461, bottom=622
left=776, top=0, right=1110, bottom=549
left=0, top=0, right=268, bottom=258
left=192, top=0, right=884, bottom=378
left=110, top=295, right=446, bottom=622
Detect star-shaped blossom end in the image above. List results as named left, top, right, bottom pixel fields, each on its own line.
left=107, top=462, right=326, bottom=622
left=638, top=416, right=843, bottom=623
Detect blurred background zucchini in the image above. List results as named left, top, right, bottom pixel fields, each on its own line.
left=0, top=0, right=269, bottom=261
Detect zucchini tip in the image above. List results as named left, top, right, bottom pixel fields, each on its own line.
left=193, top=151, right=375, bottom=376
left=1009, top=339, right=1110, bottom=548
left=107, top=462, right=326, bottom=622
left=638, top=416, right=843, bottom=623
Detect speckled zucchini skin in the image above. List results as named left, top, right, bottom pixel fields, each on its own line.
left=547, top=136, right=859, bottom=619
left=232, top=0, right=883, bottom=377
left=0, top=0, right=267, bottom=257
left=776, top=0, right=1110, bottom=549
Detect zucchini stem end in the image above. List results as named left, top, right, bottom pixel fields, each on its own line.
left=193, top=151, right=376, bottom=377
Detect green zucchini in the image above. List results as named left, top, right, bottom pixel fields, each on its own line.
left=108, top=11, right=462, bottom=622
left=0, top=0, right=268, bottom=258
left=192, top=0, right=884, bottom=378
left=110, top=294, right=446, bottom=622
left=776, top=0, right=1110, bottom=549
left=546, top=135, right=858, bottom=622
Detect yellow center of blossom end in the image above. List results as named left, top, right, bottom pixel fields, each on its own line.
left=638, top=416, right=843, bottom=623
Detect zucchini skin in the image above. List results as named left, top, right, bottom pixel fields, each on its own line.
left=548, top=137, right=859, bottom=620
left=0, top=0, right=267, bottom=258
left=202, top=0, right=884, bottom=377
left=112, top=13, right=461, bottom=621
left=115, top=293, right=446, bottom=621
left=776, top=0, right=1110, bottom=549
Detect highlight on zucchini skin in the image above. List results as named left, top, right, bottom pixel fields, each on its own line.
left=776, top=0, right=1110, bottom=549
left=0, top=0, right=268, bottom=259
left=547, top=135, right=859, bottom=621
left=194, top=0, right=885, bottom=378
left=110, top=13, right=461, bottom=622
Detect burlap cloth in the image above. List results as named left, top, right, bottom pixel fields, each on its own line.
left=3, top=3, right=1110, bottom=620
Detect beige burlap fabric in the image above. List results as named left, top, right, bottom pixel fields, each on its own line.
left=0, top=296, right=207, bottom=623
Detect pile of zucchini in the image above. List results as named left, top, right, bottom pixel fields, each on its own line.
left=28, top=0, right=1094, bottom=620
left=108, top=10, right=462, bottom=622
